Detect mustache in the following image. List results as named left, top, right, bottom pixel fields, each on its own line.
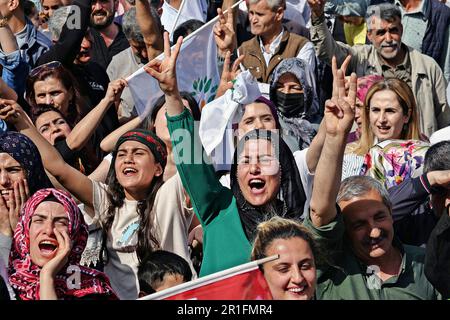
left=380, top=40, right=399, bottom=48
left=362, top=229, right=388, bottom=246
left=92, top=9, right=108, bottom=15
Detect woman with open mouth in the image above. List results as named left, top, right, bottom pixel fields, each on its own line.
left=147, top=33, right=307, bottom=277
left=7, top=188, right=116, bottom=300
left=251, top=216, right=319, bottom=300
left=0, top=100, right=196, bottom=300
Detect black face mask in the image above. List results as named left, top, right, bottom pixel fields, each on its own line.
left=274, top=91, right=305, bottom=118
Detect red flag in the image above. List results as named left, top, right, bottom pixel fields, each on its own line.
left=140, top=256, right=277, bottom=300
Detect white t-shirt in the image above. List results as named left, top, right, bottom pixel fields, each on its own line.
left=293, top=148, right=313, bottom=218
left=85, top=173, right=194, bottom=300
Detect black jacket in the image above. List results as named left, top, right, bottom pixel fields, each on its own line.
left=425, top=213, right=450, bottom=299
left=389, top=174, right=439, bottom=247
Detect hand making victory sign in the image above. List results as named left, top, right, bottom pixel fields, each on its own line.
left=144, top=31, right=185, bottom=116
left=324, top=56, right=357, bottom=137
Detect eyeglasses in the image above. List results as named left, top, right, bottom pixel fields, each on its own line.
left=29, top=61, right=62, bottom=78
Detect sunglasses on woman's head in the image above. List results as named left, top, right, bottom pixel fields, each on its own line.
left=29, top=61, right=62, bottom=78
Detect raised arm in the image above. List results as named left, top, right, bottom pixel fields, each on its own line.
left=0, top=16, right=28, bottom=96
left=0, top=100, right=94, bottom=212
left=37, top=0, right=91, bottom=66
left=100, top=117, right=142, bottom=153
left=215, top=50, right=245, bottom=99
left=135, top=0, right=164, bottom=61
left=0, top=77, right=17, bottom=101
left=213, top=6, right=236, bottom=58
left=144, top=32, right=185, bottom=116
left=306, top=55, right=351, bottom=174
left=309, top=69, right=357, bottom=227
left=67, top=79, right=127, bottom=151
left=0, top=18, right=18, bottom=53
left=147, top=32, right=232, bottom=225
left=307, top=0, right=359, bottom=68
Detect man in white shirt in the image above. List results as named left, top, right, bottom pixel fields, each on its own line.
left=216, top=0, right=316, bottom=84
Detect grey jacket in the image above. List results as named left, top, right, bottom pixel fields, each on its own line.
left=310, top=17, right=450, bottom=138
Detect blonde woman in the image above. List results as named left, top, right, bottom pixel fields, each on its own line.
left=343, top=78, right=422, bottom=180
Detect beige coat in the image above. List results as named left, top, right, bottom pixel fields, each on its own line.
left=310, top=18, right=450, bottom=137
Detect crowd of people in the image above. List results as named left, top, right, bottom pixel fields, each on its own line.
left=0, top=0, right=449, bottom=300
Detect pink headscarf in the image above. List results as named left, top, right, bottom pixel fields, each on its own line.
left=8, top=188, right=117, bottom=300
left=356, top=75, right=384, bottom=103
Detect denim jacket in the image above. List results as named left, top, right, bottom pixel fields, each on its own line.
left=0, top=18, right=51, bottom=97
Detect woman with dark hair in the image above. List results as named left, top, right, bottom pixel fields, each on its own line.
left=146, top=33, right=307, bottom=276
left=25, top=61, right=119, bottom=160
left=0, top=100, right=196, bottom=300
left=99, top=91, right=201, bottom=181
left=26, top=61, right=89, bottom=127
left=8, top=188, right=117, bottom=300
left=29, top=78, right=127, bottom=175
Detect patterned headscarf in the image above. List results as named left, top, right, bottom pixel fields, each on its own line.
left=269, top=58, right=320, bottom=151
left=115, top=129, right=167, bottom=169
left=0, top=131, right=52, bottom=195
left=8, top=188, right=117, bottom=300
left=356, top=75, right=384, bottom=104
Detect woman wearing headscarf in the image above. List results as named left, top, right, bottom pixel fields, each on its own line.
left=269, top=58, right=321, bottom=152
left=0, top=100, right=196, bottom=299
left=0, top=131, right=53, bottom=195
left=8, top=188, right=117, bottom=300
left=0, top=131, right=53, bottom=239
left=146, top=33, right=307, bottom=276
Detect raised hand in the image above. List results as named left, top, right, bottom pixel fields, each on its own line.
left=0, top=99, right=30, bottom=129
left=307, top=0, right=326, bottom=18
left=104, top=78, right=128, bottom=106
left=40, top=228, right=72, bottom=279
left=8, top=179, right=29, bottom=233
left=144, top=32, right=183, bottom=96
left=213, top=7, right=236, bottom=57
left=324, top=60, right=357, bottom=137
left=0, top=192, right=11, bottom=237
left=215, top=51, right=245, bottom=98
left=332, top=55, right=352, bottom=92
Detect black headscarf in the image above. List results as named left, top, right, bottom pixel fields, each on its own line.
left=230, top=129, right=307, bottom=242
left=0, top=131, right=53, bottom=195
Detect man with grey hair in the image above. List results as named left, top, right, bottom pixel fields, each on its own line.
left=217, top=0, right=316, bottom=84
left=305, top=67, right=439, bottom=299
left=307, top=0, right=449, bottom=138
left=107, top=5, right=163, bottom=121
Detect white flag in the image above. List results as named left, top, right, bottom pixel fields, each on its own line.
left=160, top=0, right=207, bottom=37
left=127, top=15, right=220, bottom=116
